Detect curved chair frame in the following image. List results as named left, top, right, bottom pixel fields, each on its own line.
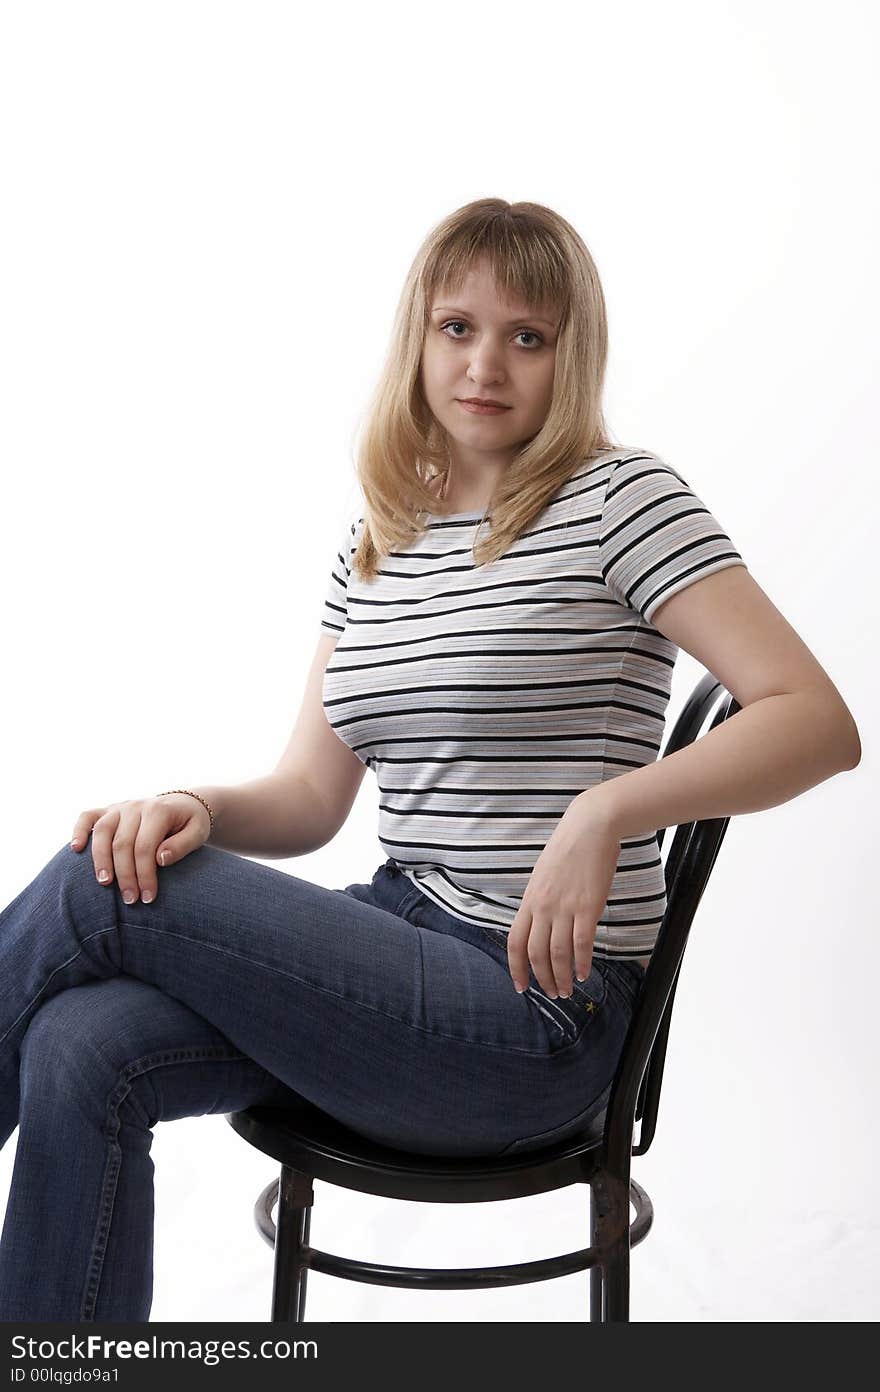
left=227, top=672, right=741, bottom=1322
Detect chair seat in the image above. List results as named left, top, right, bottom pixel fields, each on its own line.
left=227, top=1099, right=606, bottom=1204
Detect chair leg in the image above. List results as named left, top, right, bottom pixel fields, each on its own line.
left=589, top=1172, right=631, bottom=1322
left=589, top=1185, right=604, bottom=1321
left=270, top=1165, right=314, bottom=1322
left=600, top=1173, right=631, bottom=1323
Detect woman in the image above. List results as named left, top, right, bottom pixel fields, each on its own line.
left=0, top=198, right=861, bottom=1321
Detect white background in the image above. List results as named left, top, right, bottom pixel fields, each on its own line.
left=0, top=0, right=876, bottom=1322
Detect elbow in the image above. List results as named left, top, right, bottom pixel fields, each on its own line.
left=804, top=693, right=862, bottom=771
left=841, top=712, right=862, bottom=769
left=817, top=691, right=862, bottom=770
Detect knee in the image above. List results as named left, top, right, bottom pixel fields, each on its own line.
left=48, top=833, right=217, bottom=924
left=42, top=834, right=109, bottom=905
left=21, top=987, right=113, bottom=1090
left=17, top=978, right=223, bottom=1134
left=59, top=831, right=219, bottom=899
left=18, top=984, right=145, bottom=1130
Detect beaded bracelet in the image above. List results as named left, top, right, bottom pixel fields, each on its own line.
left=155, top=788, right=215, bottom=831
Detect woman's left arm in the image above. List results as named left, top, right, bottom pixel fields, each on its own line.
left=507, top=566, right=861, bottom=997
left=581, top=565, right=861, bottom=834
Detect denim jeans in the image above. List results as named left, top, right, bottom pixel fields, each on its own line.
left=0, top=839, right=645, bottom=1321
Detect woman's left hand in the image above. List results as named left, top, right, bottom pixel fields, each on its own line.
left=506, top=797, right=621, bottom=998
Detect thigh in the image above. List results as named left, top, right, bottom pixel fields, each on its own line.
left=59, top=841, right=609, bottom=1156
left=19, top=976, right=303, bottom=1126
left=66, top=837, right=553, bottom=1071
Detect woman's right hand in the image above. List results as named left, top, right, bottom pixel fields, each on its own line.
left=69, top=795, right=212, bottom=904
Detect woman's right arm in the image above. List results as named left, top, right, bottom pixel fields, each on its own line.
left=189, top=631, right=367, bottom=859
left=185, top=771, right=337, bottom=860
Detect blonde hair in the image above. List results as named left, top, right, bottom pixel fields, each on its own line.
left=351, top=197, right=619, bottom=579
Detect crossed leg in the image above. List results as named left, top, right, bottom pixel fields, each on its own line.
left=0, top=974, right=302, bottom=1321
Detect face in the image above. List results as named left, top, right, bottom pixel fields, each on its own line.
left=420, top=259, right=559, bottom=497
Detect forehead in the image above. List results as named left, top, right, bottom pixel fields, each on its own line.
left=431, top=289, right=557, bottom=328
left=430, top=302, right=558, bottom=330
left=432, top=263, right=556, bottom=322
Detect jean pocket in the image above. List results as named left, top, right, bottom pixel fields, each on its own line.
left=572, top=965, right=607, bottom=1011
left=479, top=923, right=511, bottom=953
left=526, top=964, right=608, bottom=1054
left=478, top=928, right=609, bottom=1053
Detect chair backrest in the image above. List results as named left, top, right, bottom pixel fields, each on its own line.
left=602, top=672, right=741, bottom=1169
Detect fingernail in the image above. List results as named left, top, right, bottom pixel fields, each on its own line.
left=141, top=892, right=154, bottom=904
left=97, top=869, right=110, bottom=883
left=514, top=981, right=525, bottom=993
left=122, top=890, right=137, bottom=904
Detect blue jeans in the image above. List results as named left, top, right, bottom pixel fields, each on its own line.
left=0, top=839, right=645, bottom=1321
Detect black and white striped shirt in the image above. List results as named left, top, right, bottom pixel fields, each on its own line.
left=320, top=447, right=746, bottom=961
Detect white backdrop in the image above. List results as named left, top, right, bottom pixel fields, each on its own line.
left=0, top=0, right=876, bottom=1322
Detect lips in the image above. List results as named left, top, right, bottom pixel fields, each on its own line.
left=459, top=398, right=509, bottom=407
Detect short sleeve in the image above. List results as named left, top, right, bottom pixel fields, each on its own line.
left=319, top=515, right=358, bottom=635
left=598, top=452, right=748, bottom=625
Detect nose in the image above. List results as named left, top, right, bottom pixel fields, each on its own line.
left=463, top=338, right=509, bottom=381
left=465, top=360, right=506, bottom=388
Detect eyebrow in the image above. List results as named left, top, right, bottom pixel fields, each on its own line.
left=431, top=306, right=558, bottom=330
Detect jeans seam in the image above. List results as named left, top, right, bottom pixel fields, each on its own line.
left=115, top=921, right=547, bottom=1058
left=0, top=928, right=118, bottom=1050
left=80, top=1044, right=251, bottom=1321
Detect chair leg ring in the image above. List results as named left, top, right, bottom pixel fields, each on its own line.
left=252, top=1173, right=653, bottom=1305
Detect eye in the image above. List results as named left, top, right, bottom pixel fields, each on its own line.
left=439, top=320, right=544, bottom=348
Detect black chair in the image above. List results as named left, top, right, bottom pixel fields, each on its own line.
left=227, top=672, right=741, bottom=1322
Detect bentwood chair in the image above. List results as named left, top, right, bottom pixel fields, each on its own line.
left=227, top=672, right=741, bottom=1322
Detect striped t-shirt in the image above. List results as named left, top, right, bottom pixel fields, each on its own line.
left=319, top=446, right=747, bottom=961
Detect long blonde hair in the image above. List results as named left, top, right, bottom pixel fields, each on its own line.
left=351, top=197, right=619, bottom=579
